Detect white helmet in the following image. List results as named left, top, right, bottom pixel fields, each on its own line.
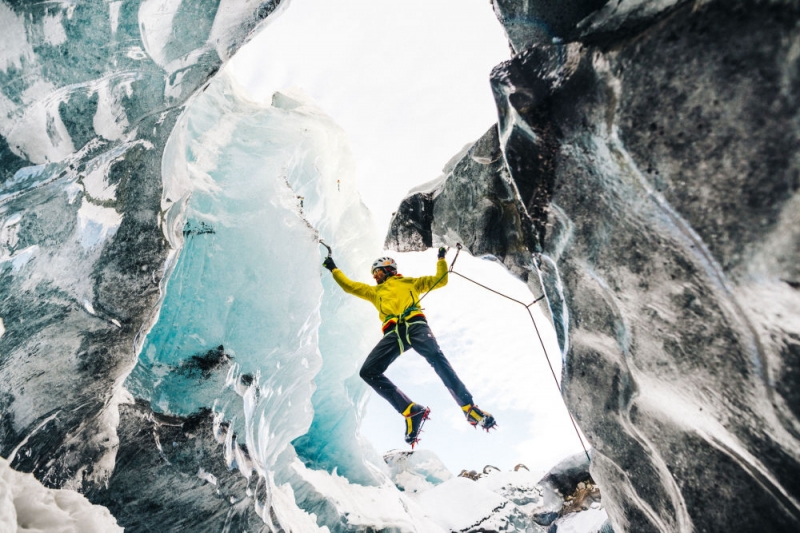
left=371, top=256, right=397, bottom=274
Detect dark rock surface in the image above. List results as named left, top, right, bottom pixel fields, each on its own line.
left=387, top=126, right=538, bottom=281
left=539, top=453, right=592, bottom=498
left=88, top=400, right=267, bottom=533
left=492, top=0, right=609, bottom=53
left=388, top=1, right=800, bottom=531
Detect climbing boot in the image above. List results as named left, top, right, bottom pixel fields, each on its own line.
left=403, top=403, right=431, bottom=448
left=463, top=404, right=496, bottom=431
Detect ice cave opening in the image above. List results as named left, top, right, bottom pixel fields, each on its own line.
left=119, top=0, right=589, bottom=526
left=3, top=0, right=799, bottom=531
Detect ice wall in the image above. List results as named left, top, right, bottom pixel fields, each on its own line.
left=388, top=0, right=800, bottom=531
left=0, top=0, right=287, bottom=491
left=127, top=67, right=387, bottom=485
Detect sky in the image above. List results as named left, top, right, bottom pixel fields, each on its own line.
left=227, top=0, right=587, bottom=475
left=228, top=0, right=510, bottom=232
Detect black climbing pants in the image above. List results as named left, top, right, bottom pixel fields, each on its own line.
left=359, top=320, right=474, bottom=414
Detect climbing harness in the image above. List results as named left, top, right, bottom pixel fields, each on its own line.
left=381, top=246, right=459, bottom=354
left=382, top=306, right=424, bottom=354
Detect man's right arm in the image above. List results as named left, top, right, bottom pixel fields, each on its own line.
left=323, top=258, right=375, bottom=301
left=331, top=268, right=376, bottom=301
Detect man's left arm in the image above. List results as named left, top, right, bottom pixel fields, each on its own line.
left=414, top=248, right=448, bottom=293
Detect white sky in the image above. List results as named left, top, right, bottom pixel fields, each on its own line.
left=228, top=0, right=587, bottom=475
left=229, top=0, right=510, bottom=231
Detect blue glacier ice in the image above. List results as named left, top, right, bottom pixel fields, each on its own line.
left=126, top=69, right=390, bottom=492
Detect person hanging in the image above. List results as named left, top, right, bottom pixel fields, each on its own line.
left=322, top=247, right=496, bottom=447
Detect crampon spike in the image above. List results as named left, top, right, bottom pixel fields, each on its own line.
left=406, top=408, right=430, bottom=449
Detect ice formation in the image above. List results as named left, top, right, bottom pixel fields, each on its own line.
left=389, top=1, right=800, bottom=531
left=126, top=66, right=390, bottom=502
left=1, top=0, right=608, bottom=525
left=5, top=0, right=794, bottom=531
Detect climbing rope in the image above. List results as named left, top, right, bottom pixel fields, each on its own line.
left=440, top=244, right=591, bottom=463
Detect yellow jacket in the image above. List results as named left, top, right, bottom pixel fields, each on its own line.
left=331, top=259, right=449, bottom=330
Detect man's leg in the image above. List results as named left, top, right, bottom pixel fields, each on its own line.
left=360, top=332, right=413, bottom=413
left=408, top=323, right=474, bottom=407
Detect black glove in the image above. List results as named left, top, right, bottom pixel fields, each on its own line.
left=437, top=247, right=447, bottom=259
left=322, top=257, right=337, bottom=271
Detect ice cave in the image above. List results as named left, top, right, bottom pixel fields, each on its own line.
left=1, top=0, right=799, bottom=532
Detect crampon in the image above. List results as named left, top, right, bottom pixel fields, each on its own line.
left=464, top=405, right=497, bottom=432
left=404, top=404, right=431, bottom=449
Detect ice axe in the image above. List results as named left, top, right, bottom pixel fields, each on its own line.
left=319, top=240, right=332, bottom=258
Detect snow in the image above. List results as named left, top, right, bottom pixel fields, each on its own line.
left=137, top=0, right=182, bottom=68
left=5, top=246, right=39, bottom=272
left=0, top=2, right=34, bottom=73
left=269, top=475, right=330, bottom=533
left=81, top=142, right=133, bottom=201
left=5, top=78, right=76, bottom=164
left=384, top=449, right=453, bottom=493
left=415, top=476, right=510, bottom=531
left=43, top=12, right=68, bottom=47
left=288, top=458, right=444, bottom=531
left=551, top=508, right=609, bottom=533
left=76, top=198, right=122, bottom=250
left=91, top=78, right=137, bottom=142
left=109, top=1, right=122, bottom=35
left=0, top=457, right=123, bottom=533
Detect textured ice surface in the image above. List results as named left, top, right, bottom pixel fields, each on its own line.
left=391, top=1, right=800, bottom=531
left=124, top=69, right=394, bottom=525
left=0, top=0, right=287, bottom=494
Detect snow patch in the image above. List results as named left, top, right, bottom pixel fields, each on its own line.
left=0, top=2, right=35, bottom=73
left=289, top=459, right=442, bottom=531
left=92, top=78, right=136, bottom=141
left=76, top=198, right=122, bottom=249
left=109, top=1, right=122, bottom=34
left=384, top=449, right=453, bottom=493
left=43, top=11, right=68, bottom=46
left=125, top=46, right=149, bottom=61
left=137, top=0, right=182, bottom=67
left=0, top=213, right=22, bottom=260
left=82, top=141, right=149, bottom=200
left=209, top=0, right=291, bottom=62
left=6, top=79, right=76, bottom=163
left=551, top=507, right=609, bottom=533
left=415, top=477, right=511, bottom=532
left=269, top=475, right=330, bottom=533
left=0, top=318, right=5, bottom=339
left=197, top=468, right=218, bottom=486
left=0, top=457, right=123, bottom=533
left=3, top=245, right=40, bottom=272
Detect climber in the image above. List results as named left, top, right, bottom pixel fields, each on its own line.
left=322, top=248, right=496, bottom=447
